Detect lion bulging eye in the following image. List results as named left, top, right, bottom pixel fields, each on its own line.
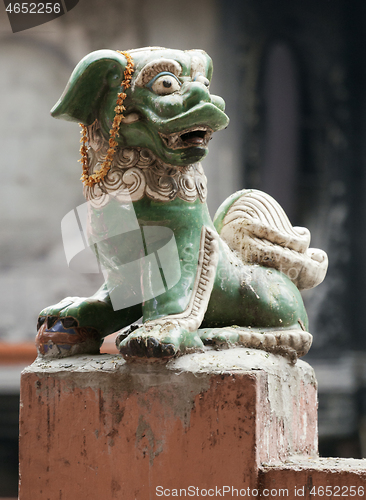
left=148, top=73, right=181, bottom=95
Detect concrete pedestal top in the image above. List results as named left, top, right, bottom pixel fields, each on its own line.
left=19, top=348, right=318, bottom=499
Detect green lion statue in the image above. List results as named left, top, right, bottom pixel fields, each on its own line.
left=36, top=47, right=328, bottom=361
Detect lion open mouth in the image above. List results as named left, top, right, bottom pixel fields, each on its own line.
left=159, top=127, right=212, bottom=149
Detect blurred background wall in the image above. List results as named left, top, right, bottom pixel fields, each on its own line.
left=1, top=0, right=366, bottom=496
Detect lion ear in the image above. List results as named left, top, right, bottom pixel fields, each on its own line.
left=51, top=50, right=127, bottom=125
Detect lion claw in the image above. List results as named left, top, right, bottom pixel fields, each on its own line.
left=118, top=335, right=177, bottom=359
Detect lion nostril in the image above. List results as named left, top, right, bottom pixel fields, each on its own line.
left=210, top=94, right=226, bottom=112
left=183, top=82, right=211, bottom=110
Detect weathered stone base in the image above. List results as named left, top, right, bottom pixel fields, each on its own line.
left=19, top=348, right=318, bottom=499
left=259, top=458, right=366, bottom=498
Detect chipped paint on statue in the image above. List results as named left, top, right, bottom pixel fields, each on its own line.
left=36, top=47, right=328, bottom=361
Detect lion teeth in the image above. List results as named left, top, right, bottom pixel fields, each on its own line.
left=159, top=127, right=212, bottom=150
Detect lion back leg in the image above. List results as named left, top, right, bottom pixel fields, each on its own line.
left=200, top=189, right=328, bottom=360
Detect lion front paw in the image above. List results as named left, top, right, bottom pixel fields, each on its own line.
left=116, top=322, right=204, bottom=360
left=36, top=316, right=102, bottom=358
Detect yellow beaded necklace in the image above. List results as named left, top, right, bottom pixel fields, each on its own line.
left=79, top=50, right=135, bottom=187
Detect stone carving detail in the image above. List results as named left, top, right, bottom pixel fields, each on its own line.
left=200, top=326, right=312, bottom=361
left=84, top=121, right=207, bottom=207
left=37, top=47, right=328, bottom=361
left=220, top=189, right=328, bottom=291
left=144, top=227, right=219, bottom=333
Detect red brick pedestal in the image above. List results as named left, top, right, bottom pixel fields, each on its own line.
left=18, top=349, right=365, bottom=499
